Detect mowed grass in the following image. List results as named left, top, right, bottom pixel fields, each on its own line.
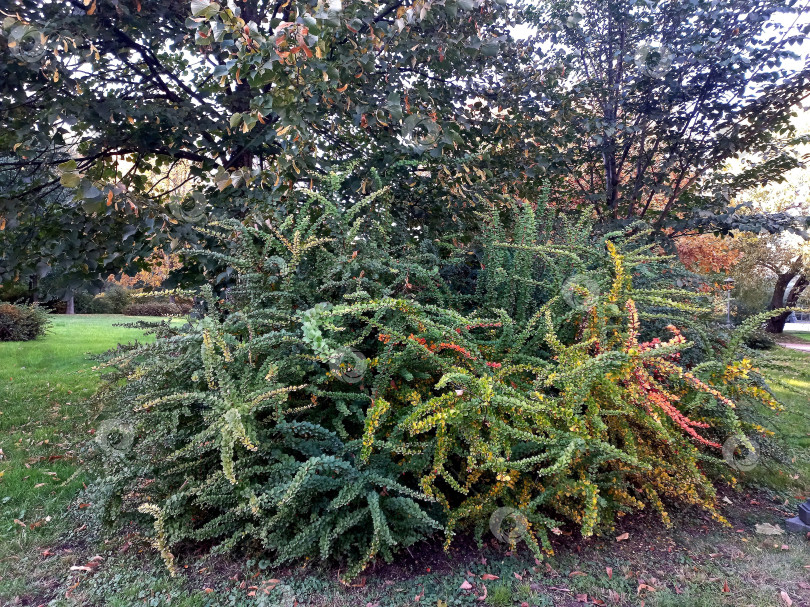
left=0, top=315, right=167, bottom=592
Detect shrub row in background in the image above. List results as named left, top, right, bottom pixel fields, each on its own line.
left=122, top=302, right=193, bottom=317
left=0, top=303, right=51, bottom=341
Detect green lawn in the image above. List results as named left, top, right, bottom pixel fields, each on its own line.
left=1, top=319, right=809, bottom=606
left=0, top=315, right=170, bottom=598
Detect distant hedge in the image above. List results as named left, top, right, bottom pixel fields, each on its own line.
left=0, top=303, right=51, bottom=341
left=123, top=302, right=192, bottom=317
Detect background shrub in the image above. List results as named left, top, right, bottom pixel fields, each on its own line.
left=122, top=302, right=191, bottom=316
left=0, top=303, right=51, bottom=341
left=0, top=282, right=31, bottom=303
left=80, top=285, right=133, bottom=314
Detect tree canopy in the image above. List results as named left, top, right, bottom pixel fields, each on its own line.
left=1, top=0, right=809, bottom=294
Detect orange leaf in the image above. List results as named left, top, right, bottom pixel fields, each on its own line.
left=481, top=574, right=499, bottom=581
left=616, top=532, right=629, bottom=542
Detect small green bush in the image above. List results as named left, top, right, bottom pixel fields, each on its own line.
left=0, top=303, right=51, bottom=341
left=82, top=285, right=133, bottom=314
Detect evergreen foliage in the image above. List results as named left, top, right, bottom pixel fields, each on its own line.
left=92, top=171, right=784, bottom=579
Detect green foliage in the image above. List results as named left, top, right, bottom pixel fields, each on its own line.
left=91, top=173, right=783, bottom=581
left=508, top=0, right=810, bottom=232
left=0, top=302, right=50, bottom=341
left=121, top=302, right=191, bottom=317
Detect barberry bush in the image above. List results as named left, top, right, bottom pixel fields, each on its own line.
left=0, top=302, right=50, bottom=341
left=91, top=172, right=783, bottom=579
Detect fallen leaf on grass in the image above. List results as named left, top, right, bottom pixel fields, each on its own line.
left=459, top=580, right=473, bottom=591
left=798, top=582, right=810, bottom=590
left=755, top=523, right=784, bottom=535
left=575, top=593, right=588, bottom=603
left=70, top=566, right=92, bottom=572
left=477, top=584, right=487, bottom=601
left=606, top=567, right=612, bottom=579
left=616, top=532, right=629, bottom=542
left=780, top=590, right=793, bottom=606
left=637, top=583, right=656, bottom=594
left=569, top=571, right=586, bottom=577
left=481, top=573, right=499, bottom=581
left=722, top=581, right=730, bottom=593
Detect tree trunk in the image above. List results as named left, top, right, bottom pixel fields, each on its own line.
left=29, top=275, right=38, bottom=303
left=765, top=272, right=808, bottom=333
left=65, top=293, right=75, bottom=315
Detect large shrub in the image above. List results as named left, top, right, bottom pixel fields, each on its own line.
left=0, top=303, right=51, bottom=341
left=92, top=176, right=781, bottom=580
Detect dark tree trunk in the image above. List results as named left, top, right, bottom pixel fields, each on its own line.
left=765, top=272, right=808, bottom=333
left=65, top=293, right=75, bottom=315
